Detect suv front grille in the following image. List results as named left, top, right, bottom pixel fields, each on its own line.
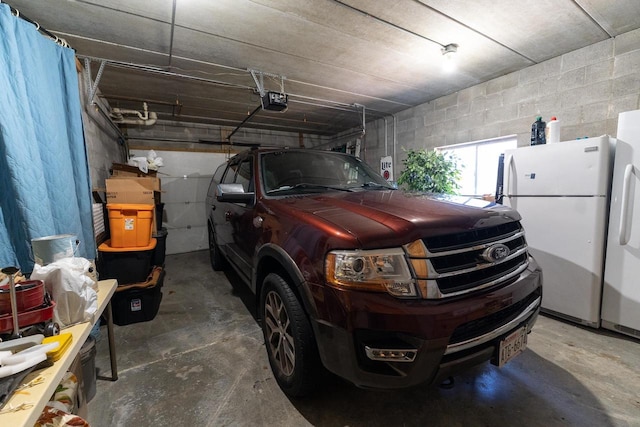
left=435, top=253, right=527, bottom=294
left=430, top=235, right=526, bottom=273
left=412, top=221, right=529, bottom=298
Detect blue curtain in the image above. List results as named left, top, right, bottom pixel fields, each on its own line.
left=0, top=4, right=95, bottom=273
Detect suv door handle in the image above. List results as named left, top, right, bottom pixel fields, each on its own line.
left=225, top=211, right=232, bottom=221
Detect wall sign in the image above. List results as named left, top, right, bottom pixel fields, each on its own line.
left=380, top=156, right=393, bottom=181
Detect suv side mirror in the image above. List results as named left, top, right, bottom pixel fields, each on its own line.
left=217, top=183, right=255, bottom=204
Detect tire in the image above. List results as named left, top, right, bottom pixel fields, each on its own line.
left=260, top=273, right=320, bottom=397
left=208, top=225, right=227, bottom=271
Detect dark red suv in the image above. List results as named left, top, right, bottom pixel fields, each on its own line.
left=206, top=148, right=542, bottom=397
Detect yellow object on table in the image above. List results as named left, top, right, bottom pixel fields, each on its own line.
left=42, top=334, right=73, bottom=362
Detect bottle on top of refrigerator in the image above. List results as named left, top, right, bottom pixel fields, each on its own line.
left=531, top=116, right=546, bottom=145
left=546, top=116, right=560, bottom=143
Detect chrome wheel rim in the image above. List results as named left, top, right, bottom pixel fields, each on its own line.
left=264, top=290, right=295, bottom=376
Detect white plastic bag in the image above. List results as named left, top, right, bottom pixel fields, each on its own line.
left=30, top=257, right=98, bottom=328
left=127, top=156, right=149, bottom=173
left=146, top=149, right=163, bottom=170
left=128, top=150, right=164, bottom=172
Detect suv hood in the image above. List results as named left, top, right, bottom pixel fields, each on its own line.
left=272, top=190, right=521, bottom=248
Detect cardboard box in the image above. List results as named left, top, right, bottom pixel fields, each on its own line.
left=105, top=177, right=161, bottom=204
left=111, top=163, right=157, bottom=177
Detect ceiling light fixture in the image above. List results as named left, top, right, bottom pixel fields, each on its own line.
left=331, top=1, right=460, bottom=74
left=441, top=43, right=458, bottom=72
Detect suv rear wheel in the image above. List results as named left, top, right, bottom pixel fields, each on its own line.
left=261, top=273, right=319, bottom=397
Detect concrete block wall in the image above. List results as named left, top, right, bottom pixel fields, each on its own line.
left=364, top=28, right=640, bottom=175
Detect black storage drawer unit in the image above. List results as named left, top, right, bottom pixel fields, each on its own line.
left=152, top=227, right=168, bottom=267
left=155, top=202, right=164, bottom=231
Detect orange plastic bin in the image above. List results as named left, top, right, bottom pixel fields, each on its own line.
left=107, top=203, right=154, bottom=248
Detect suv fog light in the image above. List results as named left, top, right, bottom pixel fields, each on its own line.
left=365, top=346, right=417, bottom=362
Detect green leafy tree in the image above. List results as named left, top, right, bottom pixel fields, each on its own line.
left=397, top=149, right=462, bottom=194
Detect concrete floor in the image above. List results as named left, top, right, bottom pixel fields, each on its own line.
left=88, top=251, right=640, bottom=426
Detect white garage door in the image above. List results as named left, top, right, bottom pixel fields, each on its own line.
left=131, top=149, right=227, bottom=255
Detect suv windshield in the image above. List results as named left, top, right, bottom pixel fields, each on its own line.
left=261, top=150, right=393, bottom=194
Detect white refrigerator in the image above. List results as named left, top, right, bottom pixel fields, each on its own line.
left=602, top=110, right=640, bottom=339
left=504, top=136, right=613, bottom=327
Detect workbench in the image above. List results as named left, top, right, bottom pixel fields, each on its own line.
left=0, top=279, right=117, bottom=426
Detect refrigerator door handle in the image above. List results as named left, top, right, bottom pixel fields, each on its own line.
left=505, top=154, right=514, bottom=197
left=619, top=164, right=635, bottom=246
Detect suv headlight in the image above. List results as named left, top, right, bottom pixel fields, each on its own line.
left=326, top=248, right=417, bottom=298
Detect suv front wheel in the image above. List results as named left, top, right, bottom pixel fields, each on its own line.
left=260, top=273, right=319, bottom=397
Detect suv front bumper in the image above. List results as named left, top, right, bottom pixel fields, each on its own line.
left=311, top=260, right=542, bottom=389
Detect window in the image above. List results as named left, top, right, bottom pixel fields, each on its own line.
left=260, top=150, right=389, bottom=194
left=221, top=163, right=236, bottom=185
left=436, top=136, right=517, bottom=197
left=213, top=163, right=226, bottom=184
left=235, top=159, right=253, bottom=192
left=222, top=158, right=253, bottom=192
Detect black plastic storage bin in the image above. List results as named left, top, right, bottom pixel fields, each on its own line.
left=112, top=267, right=165, bottom=326
left=98, top=239, right=157, bottom=285
left=152, top=227, right=168, bottom=267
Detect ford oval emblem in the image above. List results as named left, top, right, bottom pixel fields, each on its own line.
left=482, top=243, right=510, bottom=263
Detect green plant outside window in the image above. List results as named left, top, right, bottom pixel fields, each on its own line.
left=397, top=149, right=462, bottom=194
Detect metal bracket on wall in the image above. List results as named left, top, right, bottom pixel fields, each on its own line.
left=82, top=57, right=126, bottom=143
left=354, top=103, right=366, bottom=136
left=83, top=58, right=106, bottom=105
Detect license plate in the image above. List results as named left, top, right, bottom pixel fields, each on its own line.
left=498, top=325, right=527, bottom=367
